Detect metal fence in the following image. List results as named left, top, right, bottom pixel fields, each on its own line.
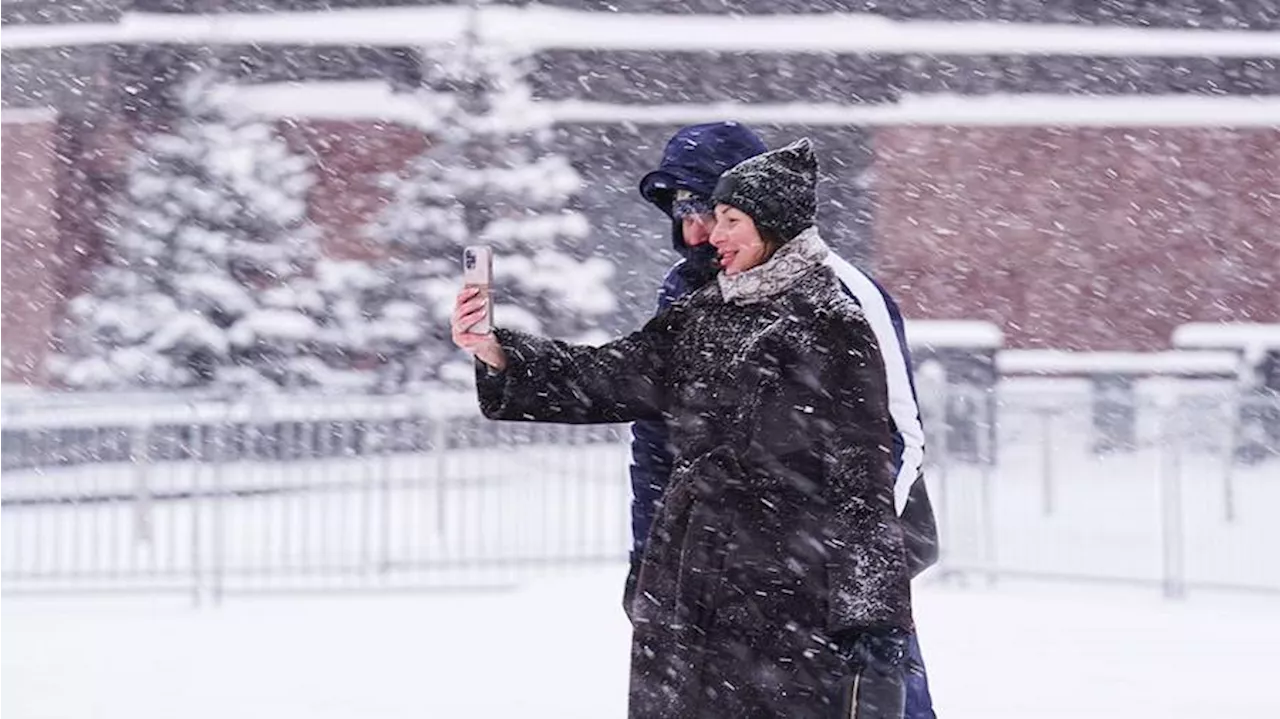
left=926, top=383, right=1280, bottom=597
left=2, top=384, right=1277, bottom=603
left=1, top=395, right=630, bottom=601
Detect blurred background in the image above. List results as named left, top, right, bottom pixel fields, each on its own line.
left=2, top=1, right=1279, bottom=717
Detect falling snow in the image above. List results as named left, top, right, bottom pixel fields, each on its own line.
left=2, top=3, right=1279, bottom=719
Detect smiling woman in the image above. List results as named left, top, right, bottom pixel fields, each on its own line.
left=708, top=205, right=773, bottom=275
left=450, top=139, right=915, bottom=719
left=708, top=136, right=819, bottom=275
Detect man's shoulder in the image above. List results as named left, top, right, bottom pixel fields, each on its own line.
left=822, top=252, right=873, bottom=297
left=658, top=260, right=688, bottom=307
left=662, top=260, right=685, bottom=286
left=821, top=252, right=904, bottom=316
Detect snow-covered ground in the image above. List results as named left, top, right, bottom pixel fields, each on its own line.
left=4, top=567, right=1279, bottom=719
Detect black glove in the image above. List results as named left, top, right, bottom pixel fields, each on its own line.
left=901, top=475, right=940, bottom=577
left=834, top=629, right=908, bottom=719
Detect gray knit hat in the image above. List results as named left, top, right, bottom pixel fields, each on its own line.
left=710, top=138, right=818, bottom=244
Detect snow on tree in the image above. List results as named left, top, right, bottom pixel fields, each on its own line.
left=50, top=71, right=328, bottom=391
left=368, top=40, right=616, bottom=389
left=291, top=259, right=394, bottom=393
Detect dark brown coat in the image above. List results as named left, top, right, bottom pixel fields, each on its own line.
left=477, top=263, right=912, bottom=719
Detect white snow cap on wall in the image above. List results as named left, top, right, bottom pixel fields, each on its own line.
left=5, top=6, right=1280, bottom=57
left=0, top=107, right=59, bottom=124
left=223, top=82, right=1280, bottom=129
left=905, top=320, right=1004, bottom=350
left=997, top=349, right=1242, bottom=377
left=221, top=81, right=440, bottom=129
left=1172, top=323, right=1280, bottom=355
left=550, top=94, right=1280, bottom=128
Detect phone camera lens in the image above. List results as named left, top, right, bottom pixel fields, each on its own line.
left=464, top=252, right=475, bottom=270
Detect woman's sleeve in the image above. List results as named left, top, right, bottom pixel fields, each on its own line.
left=475, top=311, right=675, bottom=425
left=809, top=311, right=913, bottom=634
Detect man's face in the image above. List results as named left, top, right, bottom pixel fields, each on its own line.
left=672, top=191, right=717, bottom=248
left=680, top=212, right=716, bottom=247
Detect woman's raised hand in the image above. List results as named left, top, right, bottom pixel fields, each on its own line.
left=451, top=286, right=507, bottom=371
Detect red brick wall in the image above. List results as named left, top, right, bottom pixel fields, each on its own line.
left=278, top=119, right=427, bottom=261
left=873, top=126, right=1280, bottom=350
left=2, top=117, right=63, bottom=384
left=6, top=119, right=1276, bottom=385
left=55, top=116, right=139, bottom=316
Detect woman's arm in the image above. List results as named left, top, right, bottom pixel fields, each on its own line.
left=475, top=318, right=673, bottom=425
left=453, top=286, right=676, bottom=425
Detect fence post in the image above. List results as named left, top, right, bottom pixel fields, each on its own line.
left=189, top=418, right=203, bottom=608
left=131, top=419, right=154, bottom=546
left=210, top=405, right=227, bottom=606
left=379, top=410, right=395, bottom=575
left=1158, top=402, right=1187, bottom=599
left=360, top=416, right=377, bottom=576
left=1235, top=350, right=1280, bottom=464
left=1169, top=324, right=1280, bottom=464
left=1222, top=392, right=1239, bottom=524
left=434, top=417, right=449, bottom=547
left=1038, top=408, right=1056, bottom=517
left=978, top=394, right=998, bottom=587
left=905, top=320, right=1004, bottom=465
left=1091, top=374, right=1137, bottom=454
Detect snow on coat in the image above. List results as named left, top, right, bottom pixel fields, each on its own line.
left=475, top=228, right=912, bottom=719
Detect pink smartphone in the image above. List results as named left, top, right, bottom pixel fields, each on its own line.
left=462, top=245, right=494, bottom=335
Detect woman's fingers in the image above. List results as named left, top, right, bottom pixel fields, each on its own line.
left=461, top=296, right=487, bottom=317
left=450, top=287, right=507, bottom=371
left=454, top=285, right=481, bottom=312
left=452, top=298, right=491, bottom=352
left=453, top=289, right=486, bottom=317
left=456, top=308, right=486, bottom=335
left=451, top=296, right=487, bottom=328
left=452, top=286, right=498, bottom=357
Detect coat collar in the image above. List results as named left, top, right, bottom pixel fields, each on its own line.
left=716, top=226, right=829, bottom=305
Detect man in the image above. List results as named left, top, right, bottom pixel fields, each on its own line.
left=627, top=122, right=939, bottom=718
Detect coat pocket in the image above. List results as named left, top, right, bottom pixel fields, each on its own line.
left=836, top=663, right=906, bottom=719
left=677, top=499, right=737, bottom=632
left=834, top=630, right=909, bottom=719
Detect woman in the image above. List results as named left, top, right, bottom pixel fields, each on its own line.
left=452, top=139, right=912, bottom=719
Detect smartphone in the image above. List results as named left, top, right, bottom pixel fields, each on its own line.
left=462, top=245, right=494, bottom=335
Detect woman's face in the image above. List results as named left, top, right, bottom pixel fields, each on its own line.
left=710, top=205, right=772, bottom=275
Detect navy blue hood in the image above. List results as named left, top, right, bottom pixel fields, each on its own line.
left=638, top=122, right=768, bottom=248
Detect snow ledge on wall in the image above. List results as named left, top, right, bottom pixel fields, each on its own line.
left=997, top=349, right=1243, bottom=377
left=906, top=320, right=1005, bottom=350
left=4, top=6, right=1280, bottom=57
left=0, top=107, right=60, bottom=124
left=214, top=82, right=1280, bottom=128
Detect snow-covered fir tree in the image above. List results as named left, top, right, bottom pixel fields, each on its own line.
left=51, top=71, right=338, bottom=391
left=368, top=40, right=615, bottom=389
left=290, top=259, right=393, bottom=392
